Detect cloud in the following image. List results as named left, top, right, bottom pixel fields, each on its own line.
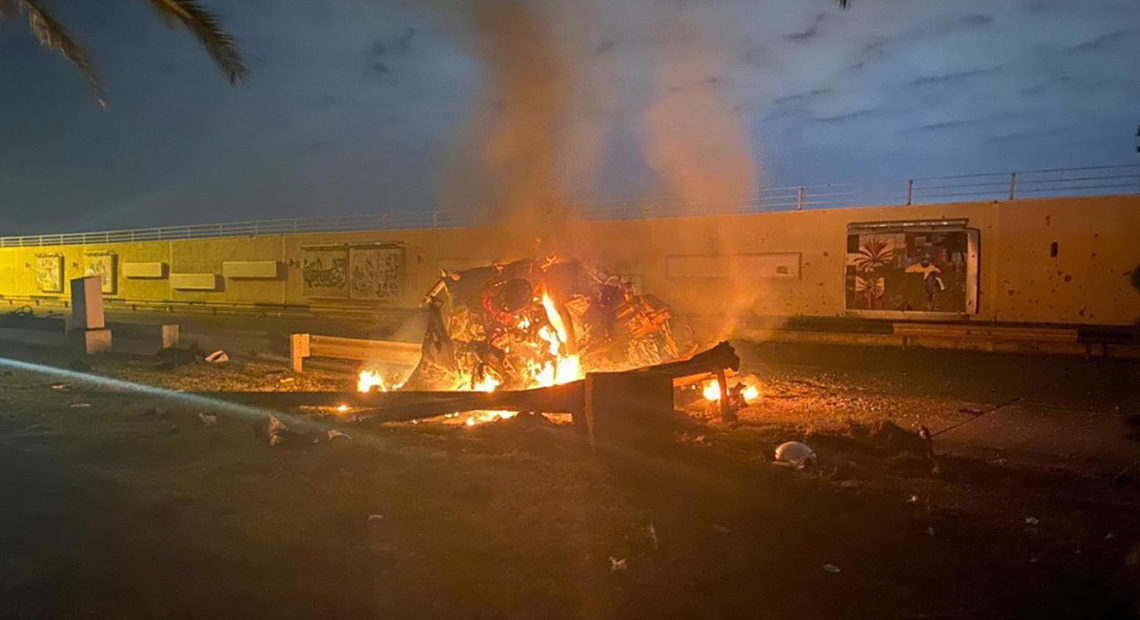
left=785, top=13, right=826, bottom=42
left=1067, top=28, right=1140, bottom=53
left=812, top=106, right=887, bottom=124
left=906, top=67, right=1001, bottom=88
left=898, top=119, right=972, bottom=133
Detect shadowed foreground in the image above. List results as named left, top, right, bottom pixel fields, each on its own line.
left=0, top=342, right=1137, bottom=618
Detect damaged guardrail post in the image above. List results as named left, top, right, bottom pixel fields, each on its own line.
left=291, top=333, right=310, bottom=373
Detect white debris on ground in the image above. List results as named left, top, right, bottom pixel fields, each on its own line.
left=198, top=413, right=218, bottom=427
left=608, top=557, right=627, bottom=573
left=266, top=414, right=287, bottom=446
left=774, top=441, right=816, bottom=465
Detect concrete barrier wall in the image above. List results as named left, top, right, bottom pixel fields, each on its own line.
left=2, top=194, right=1137, bottom=326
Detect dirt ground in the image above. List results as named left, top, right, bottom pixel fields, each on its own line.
left=0, top=341, right=1138, bottom=619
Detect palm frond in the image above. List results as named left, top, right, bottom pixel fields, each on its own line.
left=17, top=0, right=104, bottom=106
left=146, top=0, right=247, bottom=84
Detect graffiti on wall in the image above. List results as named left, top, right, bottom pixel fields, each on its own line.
left=35, top=254, right=64, bottom=293
left=84, top=253, right=117, bottom=294
left=301, top=245, right=349, bottom=298
left=349, top=244, right=403, bottom=300
left=846, top=224, right=975, bottom=314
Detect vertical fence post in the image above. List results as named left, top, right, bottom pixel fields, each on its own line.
left=796, top=187, right=804, bottom=211
left=906, top=179, right=914, bottom=205
left=1008, top=172, right=1017, bottom=201
left=432, top=211, right=439, bottom=228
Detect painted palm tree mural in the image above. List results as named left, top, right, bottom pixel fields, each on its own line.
left=846, top=228, right=975, bottom=314
left=0, top=0, right=245, bottom=106
left=851, top=237, right=894, bottom=310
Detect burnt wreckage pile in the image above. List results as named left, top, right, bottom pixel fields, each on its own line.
left=403, top=255, right=686, bottom=391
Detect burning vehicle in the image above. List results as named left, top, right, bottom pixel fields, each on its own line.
left=401, top=255, right=689, bottom=392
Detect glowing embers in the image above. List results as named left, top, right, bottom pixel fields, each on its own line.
left=358, top=369, right=408, bottom=393
left=701, top=377, right=761, bottom=405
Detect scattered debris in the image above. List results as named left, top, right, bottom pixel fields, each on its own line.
left=69, top=402, right=91, bottom=408
left=823, top=563, right=841, bottom=574
left=1112, top=463, right=1139, bottom=489
left=1106, top=532, right=1117, bottom=540
left=278, top=377, right=296, bottom=385
left=1024, top=516, right=1040, bottom=526
left=204, top=350, right=229, bottom=364
left=198, top=413, right=218, bottom=427
left=775, top=441, right=816, bottom=465
left=712, top=524, right=731, bottom=535
left=906, top=494, right=919, bottom=504
left=1125, top=543, right=1140, bottom=567
left=924, top=527, right=936, bottom=536
left=50, top=384, right=68, bottom=391
left=608, top=557, right=627, bottom=573
left=266, top=414, right=288, bottom=445
left=68, top=359, right=92, bottom=372
left=367, top=514, right=384, bottom=521
left=959, top=406, right=986, bottom=415
left=154, top=346, right=199, bottom=369
left=647, top=522, right=659, bottom=550
left=327, top=429, right=351, bottom=440
left=169, top=424, right=180, bottom=434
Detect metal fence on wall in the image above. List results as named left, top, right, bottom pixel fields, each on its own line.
left=3, top=163, right=1138, bottom=248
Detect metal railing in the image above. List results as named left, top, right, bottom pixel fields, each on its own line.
left=2, top=163, right=1137, bottom=248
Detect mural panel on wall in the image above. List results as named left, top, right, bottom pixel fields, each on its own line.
left=349, top=244, right=404, bottom=300
left=301, top=245, right=349, bottom=298
left=845, top=222, right=977, bottom=315
left=84, top=253, right=117, bottom=294
left=35, top=254, right=64, bottom=293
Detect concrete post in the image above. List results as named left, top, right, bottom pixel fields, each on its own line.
left=796, top=187, right=805, bottom=211
left=1009, top=172, right=1017, bottom=200
left=906, top=179, right=914, bottom=205
left=290, top=333, right=311, bottom=373
left=69, top=276, right=111, bottom=354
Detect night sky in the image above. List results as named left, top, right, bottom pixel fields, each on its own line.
left=0, top=0, right=1137, bottom=234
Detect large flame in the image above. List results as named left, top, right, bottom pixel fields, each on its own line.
left=359, top=370, right=387, bottom=393
left=702, top=380, right=721, bottom=401
left=702, top=379, right=760, bottom=404
left=541, top=291, right=569, bottom=345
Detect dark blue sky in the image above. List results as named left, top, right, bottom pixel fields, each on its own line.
left=0, top=0, right=1137, bottom=234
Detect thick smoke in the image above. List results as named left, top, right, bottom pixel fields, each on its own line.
left=441, top=0, right=763, bottom=337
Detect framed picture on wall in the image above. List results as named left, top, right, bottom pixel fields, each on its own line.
left=845, top=220, right=979, bottom=318
left=348, top=243, right=404, bottom=301
left=84, top=252, right=117, bottom=295
left=35, top=254, right=64, bottom=293
left=301, top=244, right=350, bottom=299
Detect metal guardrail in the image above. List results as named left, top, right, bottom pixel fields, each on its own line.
left=3, top=164, right=1137, bottom=248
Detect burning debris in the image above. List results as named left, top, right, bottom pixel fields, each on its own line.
left=398, top=255, right=685, bottom=393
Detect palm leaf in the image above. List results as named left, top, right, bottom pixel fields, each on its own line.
left=146, top=0, right=247, bottom=83
left=16, top=0, right=105, bottom=106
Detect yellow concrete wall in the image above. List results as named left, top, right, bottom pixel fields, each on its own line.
left=1, top=194, right=1137, bottom=326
